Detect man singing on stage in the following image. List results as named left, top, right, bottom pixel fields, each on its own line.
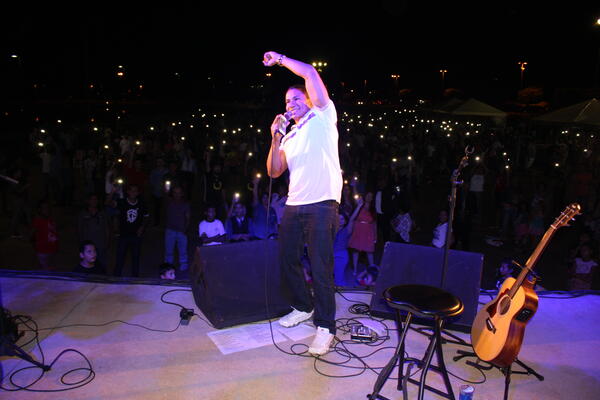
left=264, top=50, right=342, bottom=356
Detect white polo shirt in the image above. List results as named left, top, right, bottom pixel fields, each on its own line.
left=280, top=100, right=342, bottom=205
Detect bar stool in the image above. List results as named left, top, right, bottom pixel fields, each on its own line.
left=368, top=284, right=464, bottom=400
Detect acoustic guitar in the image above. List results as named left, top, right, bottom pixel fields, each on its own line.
left=471, top=203, right=581, bottom=367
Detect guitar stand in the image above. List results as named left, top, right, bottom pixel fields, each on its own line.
left=453, top=350, right=544, bottom=400
left=410, top=326, right=471, bottom=348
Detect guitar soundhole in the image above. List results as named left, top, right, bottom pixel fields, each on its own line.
left=498, top=296, right=511, bottom=315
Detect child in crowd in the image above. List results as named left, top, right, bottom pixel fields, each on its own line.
left=74, top=240, right=106, bottom=274
left=568, top=230, right=595, bottom=264
left=568, top=244, right=598, bottom=290
left=390, top=203, right=414, bottom=243
left=514, top=201, right=530, bottom=248
left=198, top=205, right=226, bottom=246
left=159, top=262, right=176, bottom=280
left=226, top=201, right=254, bottom=242
left=357, top=264, right=379, bottom=287
left=348, top=192, right=377, bottom=275
left=432, top=209, right=449, bottom=248
left=495, top=258, right=516, bottom=290
left=31, top=200, right=59, bottom=270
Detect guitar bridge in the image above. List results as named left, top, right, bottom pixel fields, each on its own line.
left=485, top=318, right=496, bottom=333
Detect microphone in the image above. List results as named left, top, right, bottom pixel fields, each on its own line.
left=277, top=110, right=294, bottom=136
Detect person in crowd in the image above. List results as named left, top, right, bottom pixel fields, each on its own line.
left=74, top=240, right=106, bottom=274
left=164, top=186, right=190, bottom=272
left=356, top=264, right=379, bottom=287
left=204, top=163, right=227, bottom=219
left=124, top=155, right=148, bottom=194
left=159, top=262, right=176, bottom=280
left=528, top=202, right=546, bottom=245
left=569, top=163, right=593, bottom=210
left=226, top=201, right=254, bottom=242
left=119, top=135, right=131, bottom=155
left=149, top=157, right=169, bottom=226
left=198, top=205, right=227, bottom=246
left=83, top=149, right=98, bottom=195
left=514, top=201, right=530, bottom=248
left=8, top=167, right=30, bottom=239
left=181, top=148, right=198, bottom=194
left=106, top=183, right=149, bottom=277
left=334, top=196, right=363, bottom=287
left=78, top=193, right=110, bottom=267
left=31, top=200, right=59, bottom=270
left=270, top=184, right=288, bottom=226
left=339, top=185, right=355, bottom=218
left=390, top=202, right=414, bottom=244
left=164, top=159, right=186, bottom=194
left=252, top=175, right=278, bottom=239
left=432, top=209, right=450, bottom=248
left=495, top=258, right=516, bottom=290
left=467, top=164, right=486, bottom=223
left=375, top=175, right=395, bottom=244
left=568, top=230, right=595, bottom=264
left=567, top=244, right=598, bottom=290
left=39, top=144, right=53, bottom=202
left=348, top=192, right=377, bottom=275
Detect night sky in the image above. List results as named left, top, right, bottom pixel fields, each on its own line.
left=2, top=2, right=600, bottom=103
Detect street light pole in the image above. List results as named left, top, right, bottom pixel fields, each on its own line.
left=391, top=74, right=400, bottom=101
left=440, top=69, right=447, bottom=90
left=595, top=18, right=600, bottom=87
left=518, top=61, right=527, bottom=89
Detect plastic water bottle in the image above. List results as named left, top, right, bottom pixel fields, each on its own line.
left=459, top=385, right=474, bottom=400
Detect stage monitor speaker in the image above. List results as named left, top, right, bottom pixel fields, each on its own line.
left=369, top=242, right=483, bottom=332
left=190, top=240, right=291, bottom=329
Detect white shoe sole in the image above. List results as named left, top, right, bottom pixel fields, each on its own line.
left=278, top=312, right=313, bottom=328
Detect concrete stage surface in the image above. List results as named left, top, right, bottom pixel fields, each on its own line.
left=1, top=275, right=599, bottom=399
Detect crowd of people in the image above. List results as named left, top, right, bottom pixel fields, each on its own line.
left=2, top=99, right=599, bottom=289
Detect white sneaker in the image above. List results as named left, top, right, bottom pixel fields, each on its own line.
left=278, top=308, right=314, bottom=328
left=308, top=327, right=334, bottom=356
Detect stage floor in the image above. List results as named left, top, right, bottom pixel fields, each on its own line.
left=1, top=276, right=599, bottom=399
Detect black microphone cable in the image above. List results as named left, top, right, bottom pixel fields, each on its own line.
left=262, top=120, right=309, bottom=357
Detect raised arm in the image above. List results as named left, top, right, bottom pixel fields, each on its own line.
left=263, top=51, right=330, bottom=109
left=346, top=197, right=364, bottom=233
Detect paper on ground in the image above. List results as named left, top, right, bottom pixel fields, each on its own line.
left=275, top=322, right=316, bottom=341
left=207, top=322, right=288, bottom=355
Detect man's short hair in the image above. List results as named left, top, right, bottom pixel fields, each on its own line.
left=287, top=84, right=308, bottom=97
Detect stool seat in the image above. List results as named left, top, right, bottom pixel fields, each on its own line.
left=384, top=284, right=464, bottom=319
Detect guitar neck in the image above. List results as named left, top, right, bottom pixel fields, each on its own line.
left=508, top=226, right=556, bottom=298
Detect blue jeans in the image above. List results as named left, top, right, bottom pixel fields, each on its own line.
left=279, top=200, right=339, bottom=334
left=164, top=229, right=189, bottom=270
